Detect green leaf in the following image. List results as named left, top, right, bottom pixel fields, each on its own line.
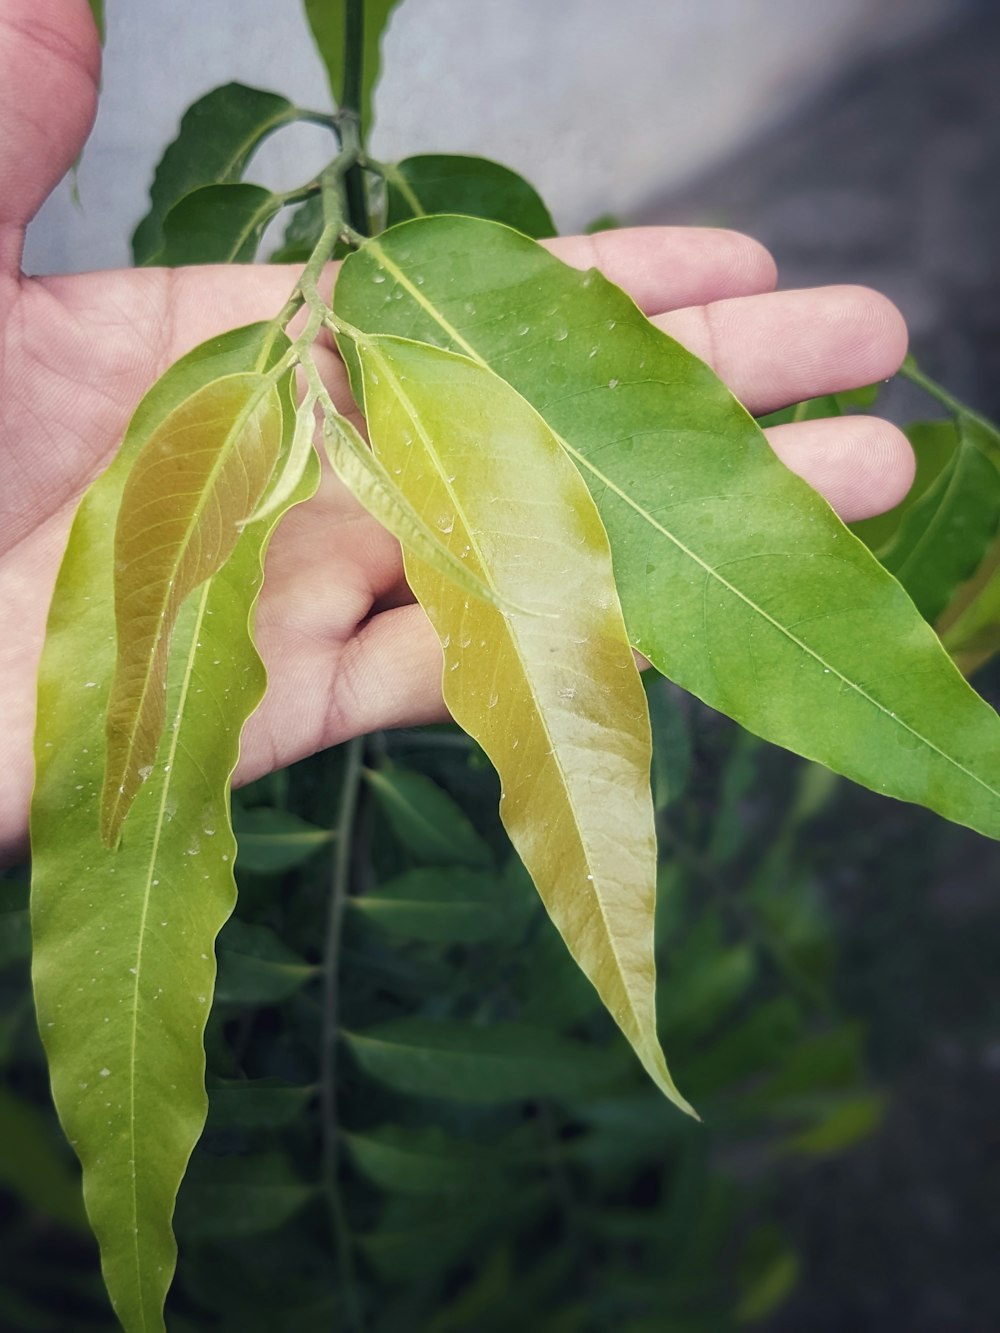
left=384, top=155, right=555, bottom=237
left=102, top=369, right=285, bottom=845
left=88, top=0, right=105, bottom=43
left=302, top=0, right=403, bottom=134
left=30, top=323, right=320, bottom=1333
left=174, top=1153, right=316, bottom=1241
left=734, top=1225, right=800, bottom=1324
left=850, top=419, right=959, bottom=554
left=0, top=1088, right=87, bottom=1233
left=941, top=535, right=1000, bottom=675
left=343, top=1019, right=627, bottom=1102
left=232, top=805, right=333, bottom=874
left=344, top=1123, right=510, bottom=1194
left=350, top=866, right=528, bottom=944
left=348, top=335, right=692, bottom=1115
left=876, top=418, right=1000, bottom=621
left=644, top=673, right=691, bottom=812
left=365, top=767, right=492, bottom=868
left=206, top=1079, right=316, bottom=1131
left=784, top=1092, right=886, bottom=1155
left=155, top=183, right=284, bottom=265
left=133, top=84, right=297, bottom=264
left=215, top=919, right=318, bottom=1006
left=333, top=216, right=1000, bottom=841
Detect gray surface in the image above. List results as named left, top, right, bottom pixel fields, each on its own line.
left=24, top=0, right=957, bottom=273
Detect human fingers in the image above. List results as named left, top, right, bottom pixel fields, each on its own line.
left=0, top=0, right=99, bottom=273
left=763, top=416, right=915, bottom=522
left=545, top=226, right=778, bottom=313
left=658, top=284, right=908, bottom=415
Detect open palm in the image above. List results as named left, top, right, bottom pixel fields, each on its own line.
left=0, top=0, right=912, bottom=863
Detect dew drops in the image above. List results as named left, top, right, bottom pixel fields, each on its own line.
left=588, top=346, right=598, bottom=358
left=608, top=378, right=619, bottom=390
left=83, top=681, right=97, bottom=689
left=517, top=324, right=530, bottom=337
left=463, top=301, right=476, bottom=314
left=488, top=692, right=499, bottom=709
left=372, top=271, right=386, bottom=284
left=554, top=326, right=568, bottom=342
left=99, top=1067, right=111, bottom=1078
left=607, top=319, right=617, bottom=331
left=436, top=514, right=455, bottom=534
left=558, top=686, right=576, bottom=701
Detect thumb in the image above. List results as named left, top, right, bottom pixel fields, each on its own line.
left=0, top=0, right=100, bottom=273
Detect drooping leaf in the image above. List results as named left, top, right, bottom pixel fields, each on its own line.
left=302, top=0, right=403, bottom=133
left=347, top=334, right=691, bottom=1114
left=734, top=1225, right=801, bottom=1324
left=232, top=805, right=333, bottom=874
left=384, top=155, right=555, bottom=237
left=350, top=866, right=528, bottom=944
left=343, top=1019, right=627, bottom=1102
left=102, top=370, right=284, bottom=846
left=941, top=539, right=1000, bottom=675
left=365, top=767, right=492, bottom=869
left=30, top=323, right=320, bottom=1333
left=155, top=183, right=284, bottom=266
left=214, top=919, right=318, bottom=1006
left=875, top=417, right=1000, bottom=621
left=333, top=216, right=1000, bottom=840
left=133, top=84, right=297, bottom=264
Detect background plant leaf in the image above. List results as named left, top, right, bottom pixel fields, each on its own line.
left=232, top=805, right=333, bottom=874
left=302, top=0, right=403, bottom=134
left=872, top=417, right=1000, bottom=621
left=132, top=84, right=297, bottom=264
left=343, top=1019, right=627, bottom=1102
left=364, top=767, right=492, bottom=868
left=155, top=183, right=284, bottom=266
left=30, top=323, right=320, bottom=1333
left=384, top=155, right=555, bottom=237
left=102, top=370, right=285, bottom=845
left=333, top=216, right=1000, bottom=840
left=348, top=333, right=692, bottom=1114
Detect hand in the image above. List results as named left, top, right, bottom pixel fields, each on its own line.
left=0, top=0, right=912, bottom=864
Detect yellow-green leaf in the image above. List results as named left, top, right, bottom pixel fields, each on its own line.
left=102, top=372, right=283, bottom=846
left=349, top=332, right=694, bottom=1117
left=31, top=323, right=319, bottom=1333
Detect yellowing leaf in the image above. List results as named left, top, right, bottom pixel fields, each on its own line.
left=351, top=332, right=694, bottom=1117
left=102, top=373, right=283, bottom=845
left=31, top=324, right=319, bottom=1333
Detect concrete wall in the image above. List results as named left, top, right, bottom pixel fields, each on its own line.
left=24, top=0, right=960, bottom=274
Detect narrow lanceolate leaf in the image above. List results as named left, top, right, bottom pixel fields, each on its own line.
left=31, top=324, right=320, bottom=1333
left=874, top=419, right=1000, bottom=622
left=384, top=155, right=555, bottom=237
left=155, top=183, right=284, bottom=266
left=133, top=84, right=297, bottom=264
left=346, top=333, right=693, bottom=1116
left=333, top=217, right=1000, bottom=840
left=303, top=0, right=403, bottom=134
left=102, top=371, right=283, bottom=846
left=344, top=1019, right=628, bottom=1102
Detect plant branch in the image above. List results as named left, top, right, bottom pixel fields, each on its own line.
left=320, top=735, right=365, bottom=1330
left=340, top=0, right=371, bottom=234
left=900, top=356, right=996, bottom=436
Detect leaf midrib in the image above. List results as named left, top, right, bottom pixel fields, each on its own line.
left=124, top=581, right=211, bottom=1331
left=107, top=378, right=272, bottom=833
left=364, top=238, right=1000, bottom=810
